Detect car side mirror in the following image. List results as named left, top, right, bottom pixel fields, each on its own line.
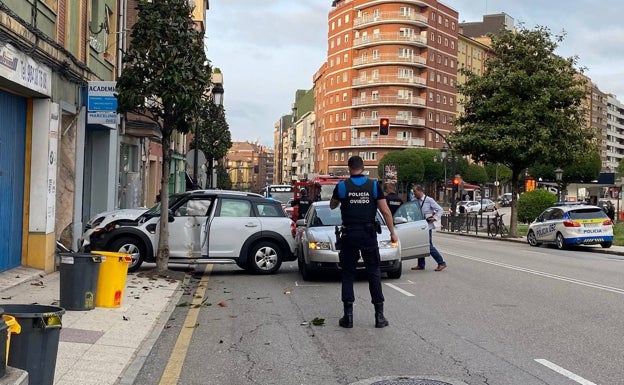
left=168, top=209, right=175, bottom=222
left=296, top=219, right=306, bottom=227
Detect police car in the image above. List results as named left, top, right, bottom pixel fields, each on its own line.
left=526, top=203, right=614, bottom=249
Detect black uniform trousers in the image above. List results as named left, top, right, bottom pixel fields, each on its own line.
left=338, top=227, right=384, bottom=304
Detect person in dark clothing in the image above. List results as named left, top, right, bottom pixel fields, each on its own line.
left=292, top=188, right=313, bottom=220
left=384, top=182, right=403, bottom=215
left=330, top=156, right=398, bottom=329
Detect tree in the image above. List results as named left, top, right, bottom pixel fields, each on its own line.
left=192, top=100, right=232, bottom=188
left=463, top=163, right=488, bottom=185
left=116, top=0, right=212, bottom=275
left=378, top=149, right=424, bottom=187
left=452, top=26, right=595, bottom=236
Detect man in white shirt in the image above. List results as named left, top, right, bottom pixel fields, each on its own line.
left=410, top=184, right=447, bottom=271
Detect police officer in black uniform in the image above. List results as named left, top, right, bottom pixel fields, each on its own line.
left=330, top=156, right=398, bottom=328
left=292, top=188, right=313, bottom=221
left=384, top=182, right=403, bottom=215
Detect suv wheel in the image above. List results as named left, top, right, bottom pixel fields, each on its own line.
left=527, top=231, right=540, bottom=247
left=247, top=241, right=283, bottom=274
left=111, top=237, right=145, bottom=272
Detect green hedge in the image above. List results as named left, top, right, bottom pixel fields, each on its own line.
left=517, top=189, right=558, bottom=223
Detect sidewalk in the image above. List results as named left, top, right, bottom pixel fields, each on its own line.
left=0, top=265, right=185, bottom=385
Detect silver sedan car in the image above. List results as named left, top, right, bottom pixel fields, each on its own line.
left=294, top=201, right=429, bottom=280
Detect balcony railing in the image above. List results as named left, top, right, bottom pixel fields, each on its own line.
left=353, top=11, right=428, bottom=28
left=352, top=75, right=426, bottom=88
left=350, top=117, right=426, bottom=127
left=353, top=54, right=427, bottom=67
left=352, top=95, right=426, bottom=107
left=354, top=33, right=427, bottom=48
left=350, top=137, right=425, bottom=148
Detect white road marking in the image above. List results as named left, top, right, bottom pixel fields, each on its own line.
left=384, top=282, right=415, bottom=296
left=535, top=359, right=597, bottom=385
left=448, top=253, right=624, bottom=295
left=294, top=281, right=324, bottom=287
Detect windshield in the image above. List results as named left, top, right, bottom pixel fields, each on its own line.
left=319, top=185, right=336, bottom=201
left=269, top=192, right=293, bottom=205
left=143, top=194, right=187, bottom=216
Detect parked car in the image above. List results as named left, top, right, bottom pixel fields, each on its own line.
left=460, top=200, right=484, bottom=214
left=526, top=204, right=613, bottom=249
left=294, top=200, right=429, bottom=280
left=497, top=193, right=513, bottom=207
left=479, top=198, right=496, bottom=212
left=80, top=190, right=296, bottom=274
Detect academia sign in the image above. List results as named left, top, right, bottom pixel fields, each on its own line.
left=87, top=81, right=118, bottom=127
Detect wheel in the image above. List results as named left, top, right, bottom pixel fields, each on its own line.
left=110, top=237, right=145, bottom=272
left=247, top=241, right=283, bottom=274
left=487, top=223, right=498, bottom=237
left=500, top=224, right=509, bottom=237
left=298, top=253, right=315, bottom=281
left=601, top=241, right=612, bottom=248
left=527, top=230, right=540, bottom=246
left=386, top=261, right=402, bottom=279
left=555, top=233, right=567, bottom=250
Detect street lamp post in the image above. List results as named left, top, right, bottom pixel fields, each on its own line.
left=440, top=145, right=448, bottom=204
left=193, top=82, right=224, bottom=189
left=554, top=167, right=563, bottom=202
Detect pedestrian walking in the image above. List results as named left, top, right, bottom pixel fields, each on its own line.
left=330, top=156, right=398, bottom=328
left=384, top=182, right=403, bottom=215
left=410, top=184, right=447, bottom=272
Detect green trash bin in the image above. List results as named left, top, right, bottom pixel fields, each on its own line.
left=58, top=253, right=103, bottom=311
left=0, top=304, right=64, bottom=385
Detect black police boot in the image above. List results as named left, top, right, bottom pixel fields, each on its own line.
left=374, top=303, right=389, bottom=328
left=339, top=302, right=353, bottom=328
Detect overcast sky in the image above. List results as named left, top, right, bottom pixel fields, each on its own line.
left=205, top=0, right=624, bottom=147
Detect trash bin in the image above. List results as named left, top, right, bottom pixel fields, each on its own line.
left=58, top=253, right=103, bottom=311
left=91, top=251, right=132, bottom=308
left=2, top=314, right=21, bottom=365
left=0, top=304, right=64, bottom=385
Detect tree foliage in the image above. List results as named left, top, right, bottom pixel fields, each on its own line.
left=192, top=101, right=232, bottom=187
left=452, top=26, right=594, bottom=236
left=116, top=0, right=212, bottom=274
left=378, top=149, right=424, bottom=186
left=517, top=189, right=558, bottom=224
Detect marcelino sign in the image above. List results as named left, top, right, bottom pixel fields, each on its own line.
left=87, top=81, right=118, bottom=127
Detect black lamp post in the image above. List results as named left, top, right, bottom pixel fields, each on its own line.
left=554, top=167, right=563, bottom=202
left=440, top=145, right=448, bottom=204
left=193, top=82, right=224, bottom=189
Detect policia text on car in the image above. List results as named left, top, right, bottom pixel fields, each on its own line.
left=330, top=156, right=398, bottom=328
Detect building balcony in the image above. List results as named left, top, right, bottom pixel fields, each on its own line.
left=352, top=75, right=426, bottom=88
left=349, top=137, right=425, bottom=148
left=353, top=11, right=428, bottom=29
left=352, top=95, right=426, bottom=108
left=350, top=116, right=425, bottom=127
left=352, top=0, right=428, bottom=10
left=354, top=33, right=427, bottom=49
left=353, top=54, right=427, bottom=68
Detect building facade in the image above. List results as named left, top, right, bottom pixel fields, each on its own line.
left=314, top=0, right=459, bottom=178
left=606, top=95, right=624, bottom=173
left=227, top=141, right=269, bottom=193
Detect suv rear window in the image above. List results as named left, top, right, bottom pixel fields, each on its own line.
left=568, top=208, right=608, bottom=220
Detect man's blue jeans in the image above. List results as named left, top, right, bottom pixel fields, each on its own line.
left=418, top=229, right=446, bottom=268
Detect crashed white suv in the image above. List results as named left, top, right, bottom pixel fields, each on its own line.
left=80, top=190, right=296, bottom=274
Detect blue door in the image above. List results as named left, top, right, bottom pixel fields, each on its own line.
left=0, top=90, right=27, bottom=271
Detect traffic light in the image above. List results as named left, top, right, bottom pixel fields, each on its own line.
left=453, top=176, right=460, bottom=186
left=379, top=118, right=390, bottom=135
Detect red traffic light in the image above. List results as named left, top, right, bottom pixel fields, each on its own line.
left=379, top=118, right=390, bottom=135
left=453, top=176, right=460, bottom=186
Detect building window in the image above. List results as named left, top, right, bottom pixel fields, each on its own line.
left=451, top=41, right=455, bottom=49
left=345, top=33, right=349, bottom=43
left=343, top=92, right=348, bottom=101
left=451, top=22, right=456, bottom=30
left=337, top=36, right=341, bottom=46
left=428, top=112, right=433, bottom=121
left=344, top=53, right=348, bottom=63
left=429, top=92, right=433, bottom=101
left=342, top=112, right=347, bottom=121
left=332, top=21, right=335, bottom=30
left=372, top=49, right=379, bottom=59
left=342, top=131, right=346, bottom=140
left=345, top=14, right=349, bottom=23
left=372, top=91, right=379, bottom=100
left=334, top=152, right=338, bottom=161
left=340, top=152, right=345, bottom=161
left=338, top=18, right=341, bottom=27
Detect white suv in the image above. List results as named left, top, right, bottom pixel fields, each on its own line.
left=81, top=190, right=296, bottom=274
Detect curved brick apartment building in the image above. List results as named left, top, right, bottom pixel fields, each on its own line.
left=314, top=0, right=459, bottom=178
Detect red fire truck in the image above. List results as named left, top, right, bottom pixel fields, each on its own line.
left=290, top=175, right=349, bottom=221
